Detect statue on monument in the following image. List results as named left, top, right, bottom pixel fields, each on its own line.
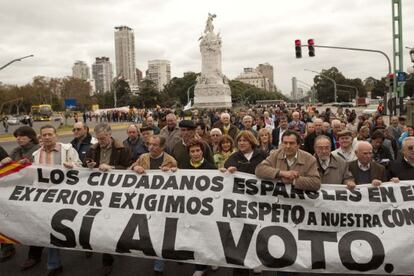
left=193, top=13, right=232, bottom=109
left=204, top=13, right=216, bottom=34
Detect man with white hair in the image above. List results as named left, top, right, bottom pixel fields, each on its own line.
left=215, top=112, right=239, bottom=140
left=331, top=119, right=342, bottom=148
left=389, top=137, right=414, bottom=180
left=159, top=113, right=181, bottom=153
left=348, top=141, right=387, bottom=189
left=288, top=111, right=305, bottom=135
left=241, top=115, right=256, bottom=136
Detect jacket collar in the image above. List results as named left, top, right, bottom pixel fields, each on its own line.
left=277, top=149, right=306, bottom=165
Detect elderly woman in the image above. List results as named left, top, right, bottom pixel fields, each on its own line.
left=209, top=128, right=223, bottom=154
left=257, top=128, right=275, bottom=156
left=213, top=135, right=236, bottom=169
left=0, top=126, right=40, bottom=262
left=224, top=130, right=267, bottom=175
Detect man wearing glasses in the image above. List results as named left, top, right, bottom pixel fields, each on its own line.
left=389, top=137, right=414, bottom=180
left=70, top=122, right=94, bottom=163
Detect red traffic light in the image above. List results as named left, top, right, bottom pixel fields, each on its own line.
left=295, top=39, right=301, bottom=46
left=308, top=39, right=314, bottom=46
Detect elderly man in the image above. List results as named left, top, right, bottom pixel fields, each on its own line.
left=348, top=141, right=387, bottom=188
left=272, top=116, right=288, bottom=148
left=314, top=135, right=355, bottom=186
left=387, top=116, right=403, bottom=141
left=288, top=111, right=305, bottom=135
left=256, top=130, right=321, bottom=191
left=159, top=113, right=181, bottom=153
left=241, top=115, right=257, bottom=136
left=303, top=118, right=334, bottom=155
left=332, top=130, right=357, bottom=162
left=331, top=119, right=342, bottom=148
left=85, top=123, right=131, bottom=275
left=389, top=137, right=414, bottom=180
left=21, top=125, right=81, bottom=275
left=123, top=124, right=142, bottom=161
left=70, top=122, right=94, bottom=163
left=214, top=112, right=239, bottom=140
left=171, top=120, right=214, bottom=169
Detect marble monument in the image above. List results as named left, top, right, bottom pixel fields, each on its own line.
left=193, top=13, right=232, bottom=109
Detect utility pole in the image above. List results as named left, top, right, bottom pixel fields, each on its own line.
left=392, top=0, right=404, bottom=115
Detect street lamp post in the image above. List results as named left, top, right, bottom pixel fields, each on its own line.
left=0, top=55, right=34, bottom=71
left=304, top=69, right=337, bottom=103
left=337, top=84, right=359, bottom=100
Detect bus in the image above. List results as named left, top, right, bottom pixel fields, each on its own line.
left=31, top=104, right=52, bottom=121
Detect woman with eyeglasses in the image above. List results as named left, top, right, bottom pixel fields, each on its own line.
left=0, top=126, right=40, bottom=262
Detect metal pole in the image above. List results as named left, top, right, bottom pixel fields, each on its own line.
left=337, top=84, right=359, bottom=99
left=304, top=69, right=337, bottom=102
left=0, top=55, right=34, bottom=71
left=306, top=44, right=392, bottom=114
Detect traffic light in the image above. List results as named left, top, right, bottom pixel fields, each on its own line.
left=308, top=39, right=315, bottom=57
left=295, top=39, right=302, bottom=58
left=386, top=73, right=395, bottom=90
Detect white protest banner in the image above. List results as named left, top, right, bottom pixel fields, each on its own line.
left=1, top=164, right=414, bottom=274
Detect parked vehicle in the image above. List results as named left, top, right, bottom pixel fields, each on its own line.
left=362, top=104, right=379, bottom=116
left=6, top=116, right=20, bottom=125
left=357, top=97, right=369, bottom=107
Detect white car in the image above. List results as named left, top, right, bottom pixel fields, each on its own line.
left=6, top=116, right=20, bottom=125
left=362, top=104, right=378, bottom=116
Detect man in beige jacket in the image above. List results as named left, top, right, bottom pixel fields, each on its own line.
left=314, top=135, right=355, bottom=186
left=255, top=130, right=320, bottom=191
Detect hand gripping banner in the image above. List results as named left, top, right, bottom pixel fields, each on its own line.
left=1, top=164, right=414, bottom=274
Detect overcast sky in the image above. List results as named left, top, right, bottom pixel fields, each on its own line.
left=0, top=0, right=413, bottom=95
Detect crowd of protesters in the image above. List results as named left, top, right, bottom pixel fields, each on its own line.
left=0, top=102, right=414, bottom=276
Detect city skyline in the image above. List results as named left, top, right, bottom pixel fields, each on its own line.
left=0, top=0, right=413, bottom=95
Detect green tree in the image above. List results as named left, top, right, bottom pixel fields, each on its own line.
left=161, top=73, right=198, bottom=105
left=138, top=79, right=159, bottom=108
left=113, top=78, right=131, bottom=107
left=60, top=77, right=92, bottom=109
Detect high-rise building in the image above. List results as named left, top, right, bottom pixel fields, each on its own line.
left=92, top=57, right=113, bottom=94
left=235, top=68, right=271, bottom=91
left=257, top=63, right=275, bottom=91
left=72, top=61, right=90, bottom=80
left=136, top=68, right=143, bottom=84
left=114, top=26, right=138, bottom=92
left=147, top=59, right=171, bottom=91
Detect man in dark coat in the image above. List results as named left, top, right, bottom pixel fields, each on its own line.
left=71, top=122, right=93, bottom=163
left=303, top=118, right=334, bottom=155
left=348, top=141, right=387, bottom=188
left=85, top=123, right=131, bottom=275
left=389, top=137, right=414, bottom=180
left=272, top=116, right=288, bottom=148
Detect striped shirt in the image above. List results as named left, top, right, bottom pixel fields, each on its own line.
left=38, top=144, right=62, bottom=165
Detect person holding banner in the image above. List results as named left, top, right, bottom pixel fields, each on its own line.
left=130, top=135, right=177, bottom=273
left=389, top=137, right=414, bottom=180
left=348, top=141, right=388, bottom=189
left=255, top=130, right=321, bottom=191
left=20, top=124, right=81, bottom=275
left=223, top=130, right=266, bottom=275
left=85, top=122, right=132, bottom=275
left=0, top=126, right=40, bottom=262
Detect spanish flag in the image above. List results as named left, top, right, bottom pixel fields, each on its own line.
left=0, top=233, right=20, bottom=244
left=0, top=161, right=31, bottom=178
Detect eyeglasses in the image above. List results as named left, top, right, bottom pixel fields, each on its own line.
left=408, top=146, right=414, bottom=151
left=72, top=128, right=82, bottom=132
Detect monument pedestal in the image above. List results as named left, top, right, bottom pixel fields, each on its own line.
left=193, top=83, right=232, bottom=109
